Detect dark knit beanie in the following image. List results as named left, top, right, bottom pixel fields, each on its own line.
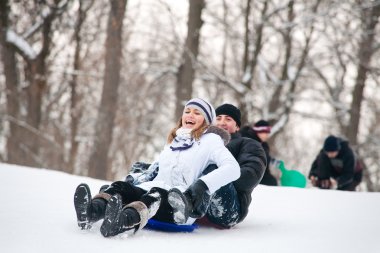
left=323, top=135, right=341, bottom=152
left=215, top=104, right=241, bottom=127
left=253, top=120, right=271, bottom=133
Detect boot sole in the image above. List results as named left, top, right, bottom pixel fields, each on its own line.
left=100, top=194, right=123, bottom=237
left=168, top=188, right=190, bottom=224
left=74, top=183, right=92, bottom=230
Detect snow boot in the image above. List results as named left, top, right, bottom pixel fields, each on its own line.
left=99, top=184, right=109, bottom=193
left=100, top=194, right=125, bottom=237
left=100, top=195, right=148, bottom=237
left=74, top=183, right=109, bottom=230
left=167, top=188, right=192, bottom=224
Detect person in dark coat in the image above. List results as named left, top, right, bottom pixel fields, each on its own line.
left=309, top=135, right=363, bottom=191
left=168, top=104, right=267, bottom=228
left=240, top=120, right=278, bottom=186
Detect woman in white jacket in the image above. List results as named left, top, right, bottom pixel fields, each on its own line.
left=74, top=98, right=240, bottom=237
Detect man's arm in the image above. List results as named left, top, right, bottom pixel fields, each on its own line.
left=232, top=138, right=266, bottom=192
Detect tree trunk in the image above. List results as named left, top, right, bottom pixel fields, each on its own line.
left=2, top=1, right=65, bottom=167
left=344, top=3, right=380, bottom=192
left=175, top=0, right=205, bottom=120
left=21, top=10, right=55, bottom=167
left=0, top=0, right=24, bottom=164
left=88, top=0, right=127, bottom=180
left=239, top=0, right=268, bottom=124
left=345, top=3, right=380, bottom=146
left=268, top=0, right=294, bottom=116
left=67, top=0, right=92, bottom=174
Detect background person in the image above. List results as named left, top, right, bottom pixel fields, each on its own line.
left=309, top=135, right=363, bottom=191
left=240, top=120, right=278, bottom=186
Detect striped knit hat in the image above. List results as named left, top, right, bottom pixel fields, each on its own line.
left=253, top=120, right=271, bottom=133
left=184, top=98, right=216, bottom=125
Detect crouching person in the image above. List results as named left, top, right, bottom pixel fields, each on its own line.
left=309, top=135, right=363, bottom=191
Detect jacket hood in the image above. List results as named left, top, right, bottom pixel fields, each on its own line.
left=205, top=125, right=230, bottom=145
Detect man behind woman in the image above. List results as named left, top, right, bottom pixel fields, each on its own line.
left=168, top=104, right=267, bottom=228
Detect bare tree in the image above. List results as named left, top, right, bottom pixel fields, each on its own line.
left=175, top=0, right=205, bottom=119
left=0, top=0, right=22, bottom=164
left=239, top=0, right=268, bottom=124
left=67, top=0, right=94, bottom=174
left=346, top=1, right=380, bottom=191
left=345, top=1, right=380, bottom=145
left=1, top=0, right=68, bottom=167
left=268, top=0, right=321, bottom=139
left=88, top=0, right=128, bottom=180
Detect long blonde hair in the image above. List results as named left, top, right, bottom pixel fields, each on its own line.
left=167, top=119, right=209, bottom=143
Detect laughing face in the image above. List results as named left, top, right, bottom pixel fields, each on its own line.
left=182, top=107, right=205, bottom=130
left=216, top=115, right=239, bottom=134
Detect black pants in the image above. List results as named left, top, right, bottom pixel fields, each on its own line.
left=338, top=171, right=362, bottom=191
left=201, top=165, right=241, bottom=228
left=103, top=181, right=175, bottom=223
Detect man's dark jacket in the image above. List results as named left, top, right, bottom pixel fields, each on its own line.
left=227, top=133, right=266, bottom=222
left=240, top=126, right=277, bottom=186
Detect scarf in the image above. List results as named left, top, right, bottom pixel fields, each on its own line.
left=170, top=128, right=195, bottom=151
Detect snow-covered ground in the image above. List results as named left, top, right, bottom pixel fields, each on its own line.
left=1, top=162, right=379, bottom=253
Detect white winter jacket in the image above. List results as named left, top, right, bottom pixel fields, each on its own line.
left=138, top=130, right=240, bottom=194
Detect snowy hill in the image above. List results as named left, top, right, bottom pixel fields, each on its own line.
left=0, top=162, right=379, bottom=253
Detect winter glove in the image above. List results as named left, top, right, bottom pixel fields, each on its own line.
left=319, top=179, right=331, bottom=189
left=310, top=176, right=319, bottom=187
left=125, top=175, right=135, bottom=184
left=99, top=184, right=110, bottom=193
left=184, top=180, right=211, bottom=219
left=130, top=162, right=151, bottom=173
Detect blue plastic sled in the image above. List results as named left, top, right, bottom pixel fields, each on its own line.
left=145, top=219, right=198, bottom=232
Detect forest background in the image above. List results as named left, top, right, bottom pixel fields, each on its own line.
left=1, top=0, right=379, bottom=191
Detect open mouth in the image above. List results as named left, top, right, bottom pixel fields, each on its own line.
left=184, top=120, right=196, bottom=127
